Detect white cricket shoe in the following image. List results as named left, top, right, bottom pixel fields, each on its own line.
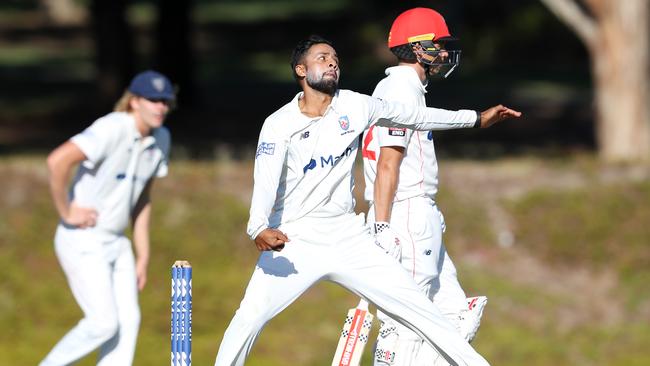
left=460, top=296, right=487, bottom=343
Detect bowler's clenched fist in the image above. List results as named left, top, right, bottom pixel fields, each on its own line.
left=255, top=228, right=290, bottom=252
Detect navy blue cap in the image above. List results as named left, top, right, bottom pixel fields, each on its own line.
left=128, top=70, right=175, bottom=100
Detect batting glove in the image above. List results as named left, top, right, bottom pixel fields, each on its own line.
left=375, top=320, right=399, bottom=365
left=373, top=222, right=402, bottom=261
left=460, top=296, right=488, bottom=342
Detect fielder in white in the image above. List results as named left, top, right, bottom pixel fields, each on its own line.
left=41, top=70, right=175, bottom=366
left=214, top=35, right=520, bottom=366
left=364, top=8, right=496, bottom=366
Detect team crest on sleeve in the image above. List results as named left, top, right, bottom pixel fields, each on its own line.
left=256, top=142, right=275, bottom=158
left=338, top=115, right=350, bottom=131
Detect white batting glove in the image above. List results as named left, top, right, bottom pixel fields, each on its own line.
left=373, top=222, right=402, bottom=261
left=460, top=296, right=488, bottom=342
left=375, top=320, right=399, bottom=365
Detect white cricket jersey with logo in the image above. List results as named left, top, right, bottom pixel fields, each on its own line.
left=69, top=111, right=170, bottom=234
left=246, top=89, right=478, bottom=240
left=363, top=66, right=439, bottom=203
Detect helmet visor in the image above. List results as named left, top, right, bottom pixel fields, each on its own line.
left=411, top=40, right=461, bottom=78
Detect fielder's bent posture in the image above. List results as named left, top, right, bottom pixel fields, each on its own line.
left=41, top=70, right=175, bottom=366
left=214, top=35, right=520, bottom=366
left=364, top=8, right=494, bottom=366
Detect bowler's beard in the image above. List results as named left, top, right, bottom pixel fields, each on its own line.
left=306, top=72, right=338, bottom=96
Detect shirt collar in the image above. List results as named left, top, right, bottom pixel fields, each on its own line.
left=385, top=66, right=428, bottom=94
left=126, top=112, right=157, bottom=148
left=328, top=89, right=341, bottom=114
left=292, top=89, right=341, bottom=119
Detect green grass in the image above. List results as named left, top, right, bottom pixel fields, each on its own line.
left=508, top=181, right=650, bottom=275
left=1, top=156, right=650, bottom=365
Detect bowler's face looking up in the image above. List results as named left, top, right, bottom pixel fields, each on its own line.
left=296, top=43, right=340, bottom=95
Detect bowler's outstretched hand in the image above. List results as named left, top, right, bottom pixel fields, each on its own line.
left=479, top=105, right=522, bottom=128
left=255, top=228, right=290, bottom=252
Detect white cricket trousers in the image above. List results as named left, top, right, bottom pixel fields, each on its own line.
left=214, top=213, right=489, bottom=366
left=369, top=198, right=469, bottom=366
left=40, top=225, right=141, bottom=366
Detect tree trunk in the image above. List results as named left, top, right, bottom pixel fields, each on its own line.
left=541, top=0, right=650, bottom=162
left=155, top=0, right=194, bottom=103
left=91, top=0, right=134, bottom=105
left=591, top=0, right=650, bottom=162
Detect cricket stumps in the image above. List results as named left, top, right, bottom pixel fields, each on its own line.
left=171, top=260, right=192, bottom=366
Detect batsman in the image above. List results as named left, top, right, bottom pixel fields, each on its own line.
left=363, top=8, right=491, bottom=366
left=214, top=35, right=520, bottom=366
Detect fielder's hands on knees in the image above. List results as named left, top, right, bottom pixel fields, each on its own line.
left=373, top=222, right=401, bottom=261
left=66, top=202, right=98, bottom=228
left=255, top=228, right=289, bottom=252
left=479, top=105, right=522, bottom=128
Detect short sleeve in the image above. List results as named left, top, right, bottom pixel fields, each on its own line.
left=70, top=114, right=119, bottom=169
left=153, top=127, right=171, bottom=178
left=375, top=126, right=411, bottom=149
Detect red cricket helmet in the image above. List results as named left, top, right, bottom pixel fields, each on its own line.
left=388, top=7, right=455, bottom=48
left=387, top=8, right=461, bottom=78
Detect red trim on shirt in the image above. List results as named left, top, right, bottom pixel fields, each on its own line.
left=362, top=125, right=376, bottom=161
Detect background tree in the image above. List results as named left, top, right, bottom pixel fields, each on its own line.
left=540, top=0, right=650, bottom=162
left=91, top=0, right=134, bottom=105
left=155, top=0, right=194, bottom=103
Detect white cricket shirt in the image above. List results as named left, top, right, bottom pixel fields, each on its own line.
left=362, top=66, right=441, bottom=203
left=246, top=89, right=478, bottom=240
left=69, top=111, right=170, bottom=234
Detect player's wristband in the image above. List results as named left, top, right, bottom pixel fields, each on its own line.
left=373, top=221, right=390, bottom=235
left=473, top=111, right=482, bottom=128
